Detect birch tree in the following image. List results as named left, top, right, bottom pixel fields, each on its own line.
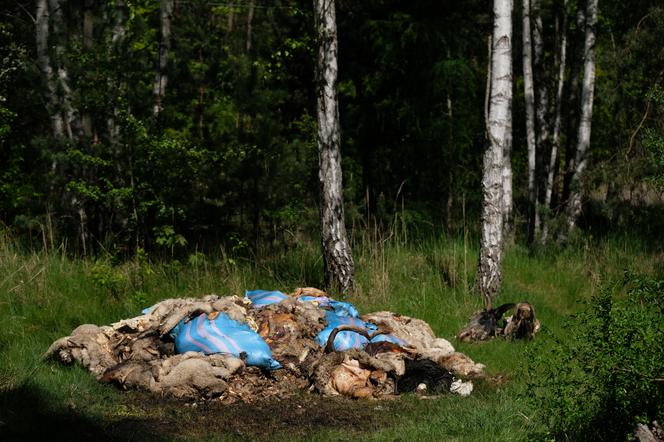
left=564, top=0, right=598, bottom=235
left=246, top=0, right=255, bottom=53
left=314, top=0, right=355, bottom=294
left=502, top=72, right=514, bottom=240
left=476, top=0, right=512, bottom=309
left=532, top=0, right=550, bottom=156
left=522, top=0, right=538, bottom=241
left=153, top=0, right=174, bottom=116
left=532, top=0, right=549, bottom=236
left=36, top=0, right=64, bottom=138
left=81, top=0, right=94, bottom=139
left=561, top=5, right=587, bottom=207
left=540, top=1, right=567, bottom=243
left=49, top=0, right=80, bottom=140
left=107, top=0, right=126, bottom=150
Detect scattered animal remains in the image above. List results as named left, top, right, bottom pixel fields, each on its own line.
left=457, top=302, right=541, bottom=342
left=46, top=288, right=483, bottom=402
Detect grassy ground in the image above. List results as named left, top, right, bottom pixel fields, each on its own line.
left=0, top=231, right=660, bottom=441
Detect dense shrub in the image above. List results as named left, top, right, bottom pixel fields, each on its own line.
left=528, top=273, right=664, bottom=441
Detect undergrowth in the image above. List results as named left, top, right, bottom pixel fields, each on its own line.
left=527, top=272, right=664, bottom=441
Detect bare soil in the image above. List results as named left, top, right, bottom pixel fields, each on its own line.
left=113, top=391, right=396, bottom=441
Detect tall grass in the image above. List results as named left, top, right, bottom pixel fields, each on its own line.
left=0, top=228, right=660, bottom=440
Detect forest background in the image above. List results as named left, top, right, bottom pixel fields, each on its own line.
left=0, top=0, right=661, bottom=256
left=0, top=0, right=663, bottom=440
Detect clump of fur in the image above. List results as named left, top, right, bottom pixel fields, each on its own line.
left=457, top=302, right=540, bottom=343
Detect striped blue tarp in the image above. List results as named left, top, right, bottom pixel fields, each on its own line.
left=170, top=312, right=282, bottom=370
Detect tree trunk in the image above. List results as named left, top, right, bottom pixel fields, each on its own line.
left=107, top=0, right=125, bottom=150
left=476, top=0, right=512, bottom=310
left=81, top=0, right=94, bottom=138
left=49, top=0, right=80, bottom=140
left=532, top=0, right=549, bottom=151
left=36, top=0, right=65, bottom=138
left=564, top=0, right=598, bottom=235
left=540, top=1, right=567, bottom=243
left=314, top=0, right=355, bottom=295
left=246, top=0, right=255, bottom=53
left=561, top=3, right=586, bottom=208
left=532, top=0, right=549, bottom=236
left=153, top=0, right=174, bottom=116
left=522, top=0, right=537, bottom=242
left=502, top=98, right=514, bottom=243
left=446, top=95, right=455, bottom=234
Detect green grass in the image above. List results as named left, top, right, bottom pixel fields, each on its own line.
left=0, top=232, right=660, bottom=441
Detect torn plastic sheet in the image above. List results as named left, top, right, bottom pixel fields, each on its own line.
left=245, top=289, right=288, bottom=307
left=170, top=312, right=282, bottom=370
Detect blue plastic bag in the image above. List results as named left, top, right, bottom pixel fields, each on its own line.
left=369, top=333, right=408, bottom=346
left=315, top=311, right=374, bottom=351
left=315, top=310, right=408, bottom=350
left=170, top=312, right=282, bottom=370
left=245, top=289, right=288, bottom=307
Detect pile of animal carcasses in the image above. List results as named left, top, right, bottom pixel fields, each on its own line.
left=46, top=288, right=484, bottom=402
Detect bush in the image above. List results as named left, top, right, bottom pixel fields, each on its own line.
left=528, top=272, right=664, bottom=440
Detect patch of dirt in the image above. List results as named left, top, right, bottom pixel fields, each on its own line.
left=119, top=391, right=392, bottom=441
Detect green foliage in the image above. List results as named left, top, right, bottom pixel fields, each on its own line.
left=89, top=260, right=128, bottom=297
left=0, top=0, right=662, bottom=256
left=154, top=224, right=187, bottom=254
left=643, top=84, right=664, bottom=189
left=528, top=273, right=664, bottom=440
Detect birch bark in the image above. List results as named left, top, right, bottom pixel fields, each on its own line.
left=246, top=0, right=255, bottom=53
left=314, top=0, right=355, bottom=294
left=522, top=0, right=537, bottom=241
left=81, top=0, right=94, bottom=138
left=532, top=0, right=549, bottom=153
left=49, top=0, right=80, bottom=140
left=561, top=5, right=586, bottom=207
left=502, top=104, right=513, bottom=241
left=564, top=0, right=598, bottom=234
left=476, top=0, right=512, bottom=309
left=35, top=0, right=64, bottom=138
left=107, top=0, right=125, bottom=149
left=153, top=0, right=174, bottom=116
left=531, top=0, right=549, bottom=236
left=540, top=2, right=567, bottom=243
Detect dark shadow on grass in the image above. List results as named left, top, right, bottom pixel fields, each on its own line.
left=0, top=384, right=165, bottom=442
left=0, top=382, right=396, bottom=442
left=120, top=390, right=386, bottom=441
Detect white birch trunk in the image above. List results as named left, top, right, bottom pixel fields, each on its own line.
left=35, top=0, right=65, bottom=138
left=540, top=1, right=567, bottom=243
left=246, top=0, right=255, bottom=53
left=522, top=0, right=537, bottom=240
left=562, top=5, right=586, bottom=205
left=476, top=0, right=512, bottom=309
left=49, top=0, right=79, bottom=140
left=81, top=0, right=94, bottom=138
left=502, top=104, right=513, bottom=241
left=532, top=0, right=549, bottom=151
left=107, top=0, right=125, bottom=149
left=532, top=0, right=549, bottom=236
left=153, top=0, right=174, bottom=116
left=314, top=0, right=355, bottom=294
left=565, top=0, right=598, bottom=234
